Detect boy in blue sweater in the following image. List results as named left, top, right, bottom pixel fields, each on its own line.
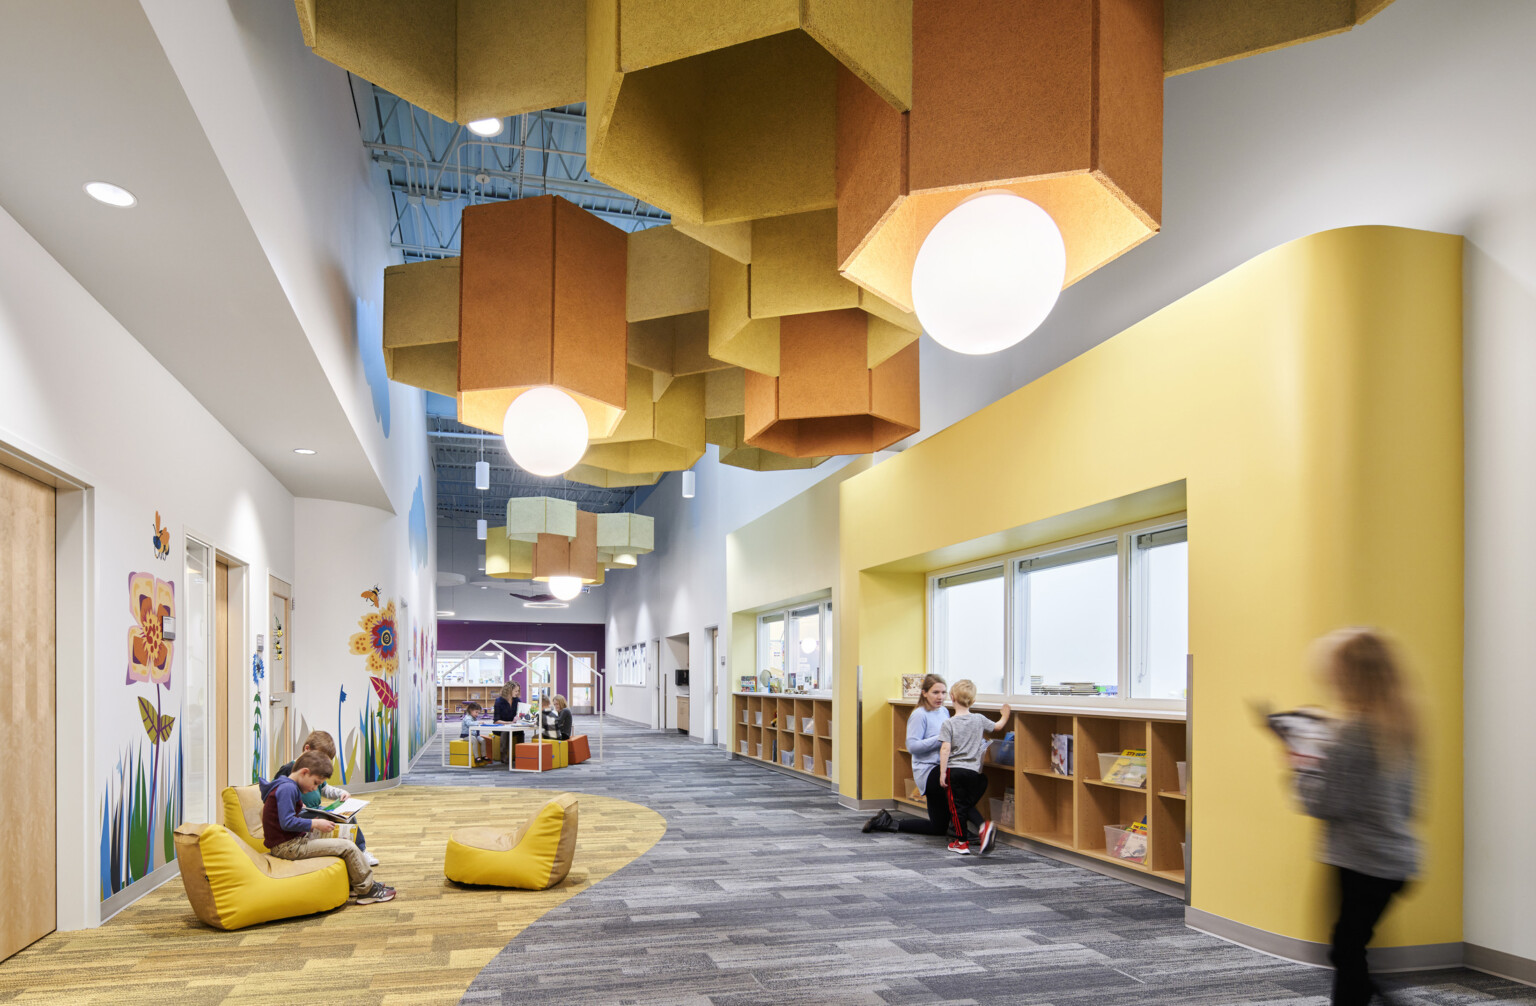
left=263, top=750, right=395, bottom=905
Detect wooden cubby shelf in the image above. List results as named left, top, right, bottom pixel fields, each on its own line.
left=733, top=693, right=834, bottom=782
left=891, top=700, right=1189, bottom=887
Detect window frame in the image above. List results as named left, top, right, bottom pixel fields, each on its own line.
left=925, top=513, right=1188, bottom=712
left=754, top=597, right=834, bottom=694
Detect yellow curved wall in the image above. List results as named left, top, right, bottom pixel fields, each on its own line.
left=835, top=226, right=1463, bottom=948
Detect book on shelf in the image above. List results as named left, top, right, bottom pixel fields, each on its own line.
left=901, top=673, right=924, bottom=699
left=1111, top=815, right=1149, bottom=861
left=739, top=676, right=757, bottom=692
left=1050, top=733, right=1073, bottom=775
left=1102, top=748, right=1148, bottom=788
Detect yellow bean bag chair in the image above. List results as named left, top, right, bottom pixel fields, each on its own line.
left=220, top=784, right=267, bottom=853
left=444, top=793, right=579, bottom=890
left=174, top=823, right=349, bottom=930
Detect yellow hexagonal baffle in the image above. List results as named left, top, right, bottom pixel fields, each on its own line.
left=294, top=0, right=585, bottom=123
left=484, top=527, right=534, bottom=579
left=581, top=366, right=707, bottom=473
left=744, top=309, right=919, bottom=458
left=837, top=0, right=1163, bottom=313
left=596, top=512, right=655, bottom=568
left=708, top=211, right=922, bottom=376
left=565, top=464, right=663, bottom=489
left=626, top=225, right=731, bottom=399
left=585, top=0, right=912, bottom=226
left=383, top=258, right=459, bottom=397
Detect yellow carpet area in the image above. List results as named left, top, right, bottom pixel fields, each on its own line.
left=0, top=786, right=666, bottom=1005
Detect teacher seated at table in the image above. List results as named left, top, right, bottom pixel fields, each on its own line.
left=493, top=681, right=523, bottom=763
left=543, top=694, right=573, bottom=741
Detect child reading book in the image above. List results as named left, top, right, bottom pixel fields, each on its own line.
left=937, top=679, right=1011, bottom=856
left=263, top=750, right=395, bottom=905
left=265, top=729, right=377, bottom=866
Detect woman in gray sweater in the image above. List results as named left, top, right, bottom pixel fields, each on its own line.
left=1294, top=629, right=1419, bottom=1006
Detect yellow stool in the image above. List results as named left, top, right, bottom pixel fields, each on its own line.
left=174, top=823, right=348, bottom=930
left=443, top=793, right=579, bottom=890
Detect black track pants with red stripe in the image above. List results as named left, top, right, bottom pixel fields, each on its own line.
left=944, top=767, right=988, bottom=844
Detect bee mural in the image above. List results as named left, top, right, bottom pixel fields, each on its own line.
left=151, top=511, right=170, bottom=560
left=361, top=585, right=381, bottom=608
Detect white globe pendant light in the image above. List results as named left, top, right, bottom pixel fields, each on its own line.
left=910, top=191, right=1067, bottom=356
left=502, top=387, right=590, bottom=477
left=548, top=576, right=582, bottom=601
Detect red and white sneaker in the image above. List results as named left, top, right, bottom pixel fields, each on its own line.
left=977, top=821, right=997, bottom=856
left=947, top=840, right=971, bottom=855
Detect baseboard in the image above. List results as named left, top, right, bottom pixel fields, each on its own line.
left=1185, top=907, right=1463, bottom=972
left=1464, top=944, right=1536, bottom=987
left=837, top=796, right=893, bottom=812
left=729, top=752, right=834, bottom=790
left=98, top=858, right=181, bottom=925
left=1002, top=835, right=1186, bottom=900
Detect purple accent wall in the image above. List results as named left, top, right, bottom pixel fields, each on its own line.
left=436, top=620, right=606, bottom=710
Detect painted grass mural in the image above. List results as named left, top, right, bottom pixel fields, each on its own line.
left=349, top=598, right=400, bottom=782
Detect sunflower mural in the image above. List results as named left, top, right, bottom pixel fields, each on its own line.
left=349, top=598, right=399, bottom=782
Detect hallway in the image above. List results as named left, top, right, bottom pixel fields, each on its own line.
left=411, top=720, right=1532, bottom=1005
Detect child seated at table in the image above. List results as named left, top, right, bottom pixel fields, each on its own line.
left=460, top=701, right=490, bottom=762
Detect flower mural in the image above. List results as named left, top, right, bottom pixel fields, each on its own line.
left=350, top=600, right=398, bottom=676
left=349, top=598, right=400, bottom=783
left=126, top=572, right=174, bottom=685
left=251, top=652, right=265, bottom=784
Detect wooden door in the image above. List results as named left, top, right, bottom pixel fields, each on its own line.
left=269, top=577, right=293, bottom=770
left=215, top=561, right=229, bottom=790
left=571, top=651, right=595, bottom=714
left=0, top=464, right=55, bottom=961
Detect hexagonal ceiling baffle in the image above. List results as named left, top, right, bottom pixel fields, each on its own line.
left=580, top=365, right=707, bottom=474
left=837, top=0, right=1163, bottom=314
left=626, top=225, right=732, bottom=401
left=564, top=464, right=663, bottom=489
left=383, top=257, right=459, bottom=397
left=585, top=0, right=912, bottom=226
left=293, top=0, right=585, bottom=123
left=484, top=526, right=535, bottom=580
left=703, top=369, right=828, bottom=471
left=532, top=508, right=601, bottom=584
left=744, top=309, right=919, bottom=458
left=708, top=208, right=922, bottom=376
left=456, top=195, right=628, bottom=439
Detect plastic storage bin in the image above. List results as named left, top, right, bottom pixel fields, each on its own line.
left=754, top=712, right=762, bottom=726
left=802, top=717, right=814, bottom=733
left=1097, top=752, right=1148, bottom=788
left=803, top=754, right=815, bottom=772
left=989, top=798, right=1013, bottom=829
left=1177, top=761, right=1188, bottom=794
left=1103, top=825, right=1148, bottom=864
left=739, top=740, right=747, bottom=754
left=780, top=750, right=795, bottom=767
left=754, top=743, right=762, bottom=758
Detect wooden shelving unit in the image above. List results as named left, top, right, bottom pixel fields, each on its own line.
left=891, top=700, right=1188, bottom=887
left=732, top=692, right=833, bottom=781
left=437, top=683, right=504, bottom=718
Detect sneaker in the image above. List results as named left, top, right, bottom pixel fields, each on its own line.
left=977, top=821, right=996, bottom=856
left=947, top=840, right=971, bottom=856
left=862, top=809, right=895, bottom=833
left=355, top=882, right=396, bottom=905
left=364, top=851, right=380, bottom=866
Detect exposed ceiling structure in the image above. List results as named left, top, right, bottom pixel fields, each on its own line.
left=359, top=85, right=670, bottom=263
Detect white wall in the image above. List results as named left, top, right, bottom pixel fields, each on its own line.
left=608, top=0, right=1536, bottom=961
left=0, top=203, right=294, bottom=925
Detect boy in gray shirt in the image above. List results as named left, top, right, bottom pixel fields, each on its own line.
left=938, top=680, right=1011, bottom=855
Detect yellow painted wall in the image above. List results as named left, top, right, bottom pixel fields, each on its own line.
left=836, top=226, right=1463, bottom=948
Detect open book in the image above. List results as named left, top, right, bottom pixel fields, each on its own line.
left=301, top=797, right=369, bottom=823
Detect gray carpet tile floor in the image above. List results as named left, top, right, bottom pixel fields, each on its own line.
left=406, top=717, right=1534, bottom=1006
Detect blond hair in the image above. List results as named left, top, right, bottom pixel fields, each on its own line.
left=499, top=680, right=520, bottom=703
left=950, top=679, right=976, bottom=707
left=553, top=694, right=568, bottom=711
left=1316, top=628, right=1418, bottom=764
left=302, top=730, right=337, bottom=759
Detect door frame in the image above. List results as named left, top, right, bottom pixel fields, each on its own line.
left=0, top=437, right=93, bottom=931
left=570, top=650, right=596, bottom=714
left=705, top=625, right=720, bottom=747
left=268, top=575, right=293, bottom=772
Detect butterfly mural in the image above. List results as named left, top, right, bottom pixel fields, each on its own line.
left=361, top=585, right=381, bottom=608
left=137, top=695, right=175, bottom=743
left=151, top=512, right=170, bottom=560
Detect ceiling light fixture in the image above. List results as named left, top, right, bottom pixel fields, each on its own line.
left=681, top=469, right=696, bottom=499
left=293, top=448, right=317, bottom=455
left=523, top=600, right=569, bottom=609
left=910, top=192, right=1066, bottom=356
left=467, top=117, right=504, bottom=137
left=502, top=387, right=590, bottom=477
left=477, top=518, right=487, bottom=541
left=436, top=609, right=456, bottom=617
left=83, top=181, right=137, bottom=207
left=548, top=575, right=582, bottom=601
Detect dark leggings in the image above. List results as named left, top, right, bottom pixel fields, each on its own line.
left=896, top=767, right=950, bottom=836
left=944, top=767, right=988, bottom=843
left=1331, top=867, right=1405, bottom=1005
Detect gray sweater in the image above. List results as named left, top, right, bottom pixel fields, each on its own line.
left=1295, top=719, right=1418, bottom=880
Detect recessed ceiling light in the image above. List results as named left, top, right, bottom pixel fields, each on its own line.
left=523, top=600, right=568, bottom=609
left=467, top=117, right=503, bottom=137
left=84, top=181, right=137, bottom=207
left=436, top=610, right=456, bottom=617
left=293, top=448, right=317, bottom=455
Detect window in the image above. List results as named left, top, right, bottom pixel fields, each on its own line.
left=756, top=600, right=833, bottom=692
left=932, top=566, right=1006, bottom=695
left=436, top=651, right=503, bottom=685
left=615, top=643, right=644, bottom=686
left=927, top=516, right=1188, bottom=709
left=1131, top=526, right=1188, bottom=700
left=528, top=650, right=554, bottom=703
left=1015, top=541, right=1119, bottom=697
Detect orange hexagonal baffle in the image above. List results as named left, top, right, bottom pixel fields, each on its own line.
left=456, top=195, right=629, bottom=438
left=837, top=0, right=1163, bottom=314
left=743, top=309, right=919, bottom=458
left=532, top=509, right=601, bottom=584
